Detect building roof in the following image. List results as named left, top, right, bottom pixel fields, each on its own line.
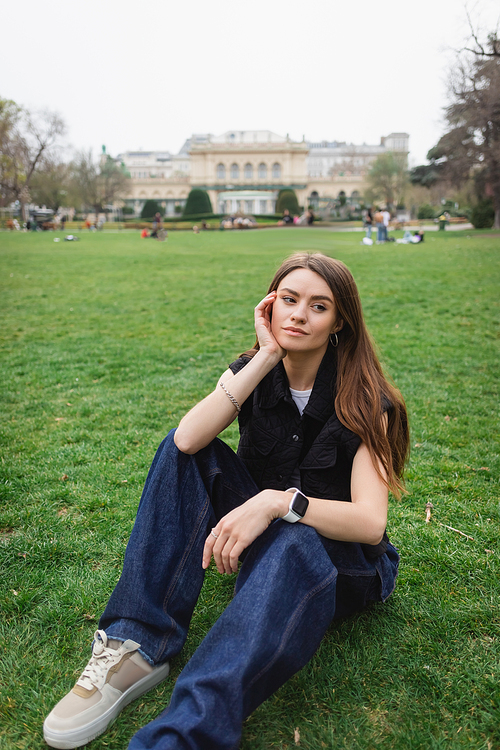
left=211, top=130, right=289, bottom=144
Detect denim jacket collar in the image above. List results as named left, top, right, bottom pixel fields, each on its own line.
left=257, top=344, right=337, bottom=423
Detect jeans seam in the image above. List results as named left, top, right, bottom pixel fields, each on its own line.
left=154, top=490, right=211, bottom=661
left=246, top=568, right=337, bottom=692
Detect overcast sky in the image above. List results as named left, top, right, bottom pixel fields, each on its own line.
left=2, top=0, right=498, bottom=167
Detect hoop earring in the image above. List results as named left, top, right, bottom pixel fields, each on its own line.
left=330, top=332, right=338, bottom=348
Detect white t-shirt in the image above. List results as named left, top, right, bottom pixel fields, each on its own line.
left=289, top=387, right=312, bottom=416
left=288, top=387, right=312, bottom=489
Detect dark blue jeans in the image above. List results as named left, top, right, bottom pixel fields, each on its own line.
left=99, top=430, right=399, bottom=750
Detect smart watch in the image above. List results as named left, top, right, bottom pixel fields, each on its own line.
left=281, top=487, right=309, bottom=523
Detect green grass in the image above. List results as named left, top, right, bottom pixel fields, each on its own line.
left=0, top=228, right=499, bottom=749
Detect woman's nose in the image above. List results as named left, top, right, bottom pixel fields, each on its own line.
left=291, top=306, right=306, bottom=322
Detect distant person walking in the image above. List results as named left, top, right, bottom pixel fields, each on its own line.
left=382, top=209, right=391, bottom=242
left=365, top=208, right=373, bottom=239
left=374, top=209, right=384, bottom=243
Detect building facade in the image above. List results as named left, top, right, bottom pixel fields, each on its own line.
left=117, top=130, right=409, bottom=215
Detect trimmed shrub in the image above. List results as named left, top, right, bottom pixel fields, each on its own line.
left=470, top=199, right=494, bottom=229
left=121, top=206, right=134, bottom=215
left=163, top=212, right=221, bottom=223
left=182, top=189, right=213, bottom=216
left=276, top=189, right=300, bottom=215
left=417, top=203, right=436, bottom=220
left=141, top=200, right=164, bottom=219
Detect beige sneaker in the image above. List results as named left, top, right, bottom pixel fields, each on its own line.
left=43, top=630, right=170, bottom=749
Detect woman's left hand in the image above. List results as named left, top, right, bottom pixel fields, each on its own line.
left=202, top=490, right=287, bottom=574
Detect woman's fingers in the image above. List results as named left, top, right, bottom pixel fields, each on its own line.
left=203, top=528, right=248, bottom=575
left=202, top=527, right=234, bottom=574
left=255, top=291, right=276, bottom=311
left=255, top=292, right=276, bottom=323
left=224, top=540, right=245, bottom=573
left=255, top=292, right=285, bottom=356
left=203, top=492, right=278, bottom=574
left=201, top=538, right=212, bottom=570
left=202, top=528, right=219, bottom=569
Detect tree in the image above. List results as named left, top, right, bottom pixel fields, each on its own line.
left=409, top=161, right=444, bottom=188
left=182, top=188, right=212, bottom=216
left=0, top=99, right=21, bottom=207
left=70, top=150, right=129, bottom=217
left=141, top=199, right=164, bottom=219
left=470, top=199, right=495, bottom=228
left=0, top=97, right=65, bottom=220
left=29, top=155, right=71, bottom=212
left=365, top=152, right=408, bottom=210
left=276, top=188, right=300, bottom=215
left=423, top=28, right=500, bottom=227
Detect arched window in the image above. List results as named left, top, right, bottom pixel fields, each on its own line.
left=244, top=163, right=253, bottom=179
left=230, top=163, right=239, bottom=179
left=216, top=163, right=225, bottom=179
left=258, top=163, right=267, bottom=179
left=272, top=162, right=281, bottom=179
left=309, top=191, right=319, bottom=209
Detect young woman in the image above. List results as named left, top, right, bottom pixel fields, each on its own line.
left=44, top=252, right=409, bottom=750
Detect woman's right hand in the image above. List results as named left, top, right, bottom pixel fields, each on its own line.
left=254, top=292, right=286, bottom=361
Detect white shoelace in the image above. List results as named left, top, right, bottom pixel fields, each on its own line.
left=76, top=630, right=127, bottom=691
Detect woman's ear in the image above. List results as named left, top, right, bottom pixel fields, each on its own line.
left=332, top=318, right=344, bottom=333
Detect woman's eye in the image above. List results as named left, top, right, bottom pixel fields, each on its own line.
left=283, top=296, right=296, bottom=303
left=313, top=304, right=326, bottom=312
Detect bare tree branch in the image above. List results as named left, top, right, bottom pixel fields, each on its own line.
left=0, top=98, right=66, bottom=219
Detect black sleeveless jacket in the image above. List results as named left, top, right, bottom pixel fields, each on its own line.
left=229, top=344, right=389, bottom=558
left=229, top=345, right=361, bottom=500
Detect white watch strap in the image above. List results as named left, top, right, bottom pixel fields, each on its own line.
left=282, top=487, right=302, bottom=523
left=281, top=507, right=301, bottom=523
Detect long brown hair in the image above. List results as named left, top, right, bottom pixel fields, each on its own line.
left=247, top=252, right=409, bottom=497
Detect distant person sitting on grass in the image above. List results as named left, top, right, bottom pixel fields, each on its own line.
left=150, top=213, right=162, bottom=238
left=43, top=252, right=409, bottom=750
left=280, top=208, right=294, bottom=225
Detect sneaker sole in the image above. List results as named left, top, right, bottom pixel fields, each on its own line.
left=43, top=661, right=170, bottom=749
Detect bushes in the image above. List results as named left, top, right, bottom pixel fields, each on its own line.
left=140, top=200, right=164, bottom=219
left=470, top=199, right=494, bottom=229
left=182, top=189, right=213, bottom=217
left=163, top=212, right=221, bottom=223
left=276, top=189, right=300, bottom=215
left=417, top=203, right=436, bottom=220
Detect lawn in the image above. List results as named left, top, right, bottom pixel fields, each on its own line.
left=0, top=227, right=499, bottom=749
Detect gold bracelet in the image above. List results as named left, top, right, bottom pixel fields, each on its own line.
left=219, top=382, right=241, bottom=413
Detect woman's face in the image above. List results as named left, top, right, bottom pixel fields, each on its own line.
left=271, top=268, right=340, bottom=354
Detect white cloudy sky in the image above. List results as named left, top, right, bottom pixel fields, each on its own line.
left=2, top=0, right=498, bottom=166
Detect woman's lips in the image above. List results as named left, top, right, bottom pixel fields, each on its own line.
left=283, top=327, right=308, bottom=336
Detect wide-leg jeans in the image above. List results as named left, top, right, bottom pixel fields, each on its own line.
left=99, top=429, right=399, bottom=749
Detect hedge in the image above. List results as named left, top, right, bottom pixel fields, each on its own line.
left=470, top=199, right=494, bottom=229
left=276, top=189, right=300, bottom=215
left=182, top=189, right=213, bottom=216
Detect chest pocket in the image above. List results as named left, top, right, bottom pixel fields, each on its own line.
left=245, top=422, right=278, bottom=456
left=300, top=443, right=337, bottom=471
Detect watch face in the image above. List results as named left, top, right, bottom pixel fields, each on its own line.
left=292, top=491, right=308, bottom=517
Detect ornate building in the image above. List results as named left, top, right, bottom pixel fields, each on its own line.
left=117, top=130, right=409, bottom=215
